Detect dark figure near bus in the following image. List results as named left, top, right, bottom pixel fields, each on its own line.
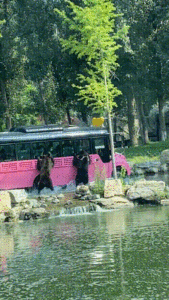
left=33, top=153, right=54, bottom=193
left=73, top=150, right=90, bottom=186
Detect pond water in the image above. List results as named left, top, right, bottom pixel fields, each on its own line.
left=0, top=206, right=169, bottom=300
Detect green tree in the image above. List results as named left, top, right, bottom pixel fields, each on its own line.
left=0, top=0, right=18, bottom=129
left=115, top=0, right=169, bottom=142
left=55, top=0, right=128, bottom=178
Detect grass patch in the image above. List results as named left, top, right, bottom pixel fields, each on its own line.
left=116, top=139, right=169, bottom=164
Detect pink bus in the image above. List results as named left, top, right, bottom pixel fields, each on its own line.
left=0, top=126, right=131, bottom=190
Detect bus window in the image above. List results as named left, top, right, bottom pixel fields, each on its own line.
left=31, top=142, right=46, bottom=159
left=0, top=146, right=6, bottom=161
left=46, top=141, right=62, bottom=157
left=0, top=144, right=16, bottom=161
left=93, top=137, right=110, bottom=163
left=62, top=140, right=74, bottom=157
left=17, top=143, right=31, bottom=160
left=75, top=139, right=91, bottom=154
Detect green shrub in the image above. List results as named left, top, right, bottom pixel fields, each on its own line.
left=92, top=165, right=106, bottom=196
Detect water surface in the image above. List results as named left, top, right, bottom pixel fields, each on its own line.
left=0, top=206, right=169, bottom=300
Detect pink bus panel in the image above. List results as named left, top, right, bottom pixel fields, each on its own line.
left=0, top=153, right=131, bottom=190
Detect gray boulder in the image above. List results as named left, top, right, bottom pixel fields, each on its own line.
left=76, top=185, right=90, bottom=195
left=5, top=207, right=23, bottom=222
left=160, top=149, right=169, bottom=165
left=19, top=207, right=49, bottom=220
left=133, top=161, right=161, bottom=176
left=161, top=199, right=169, bottom=206
left=90, top=196, right=134, bottom=209
left=27, top=199, right=40, bottom=208
left=19, top=209, right=32, bottom=221
left=126, top=180, right=165, bottom=205
left=31, top=208, right=49, bottom=219
left=8, top=189, right=28, bottom=205
left=0, top=213, right=6, bottom=222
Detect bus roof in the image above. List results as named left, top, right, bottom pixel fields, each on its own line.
left=0, top=127, right=109, bottom=143
left=10, top=124, right=63, bottom=133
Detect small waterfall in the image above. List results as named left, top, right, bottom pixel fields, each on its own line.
left=59, top=204, right=103, bottom=216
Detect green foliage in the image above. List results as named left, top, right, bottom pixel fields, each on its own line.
left=119, top=166, right=126, bottom=186
left=74, top=66, right=121, bottom=114
left=91, top=165, right=106, bottom=196
left=7, top=65, right=39, bottom=126
left=0, top=0, right=169, bottom=135
left=55, top=0, right=128, bottom=114
left=91, top=182, right=105, bottom=197
left=0, top=20, right=5, bottom=37
left=155, top=189, right=169, bottom=201
left=36, top=64, right=65, bottom=124
left=56, top=0, right=122, bottom=61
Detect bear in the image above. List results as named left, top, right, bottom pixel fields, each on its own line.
left=33, top=153, right=54, bottom=193
left=73, top=150, right=90, bottom=186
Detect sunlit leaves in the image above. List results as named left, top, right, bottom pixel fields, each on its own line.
left=55, top=0, right=128, bottom=114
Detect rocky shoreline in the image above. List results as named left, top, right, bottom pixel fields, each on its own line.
left=130, top=149, right=169, bottom=176
left=1, top=176, right=169, bottom=223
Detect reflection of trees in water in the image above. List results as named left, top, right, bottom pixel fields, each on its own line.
left=46, top=218, right=100, bottom=252
left=0, top=235, right=14, bottom=276
left=101, top=207, right=169, bottom=298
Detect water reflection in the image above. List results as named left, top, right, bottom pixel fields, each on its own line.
left=0, top=207, right=169, bottom=299
left=0, top=233, right=14, bottom=278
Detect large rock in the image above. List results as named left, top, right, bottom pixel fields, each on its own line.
left=0, top=191, right=11, bottom=213
left=126, top=180, right=165, bottom=205
left=19, top=209, right=32, bottom=221
left=4, top=207, right=23, bottom=222
left=160, top=149, right=169, bottom=165
left=132, top=161, right=161, bottom=175
left=27, top=199, right=40, bottom=208
left=0, top=213, right=6, bottom=223
left=161, top=199, right=169, bottom=206
left=74, top=185, right=92, bottom=200
left=90, top=196, right=134, bottom=209
left=19, top=207, right=49, bottom=220
left=8, top=189, right=28, bottom=205
left=76, top=185, right=90, bottom=195
left=104, top=179, right=123, bottom=198
left=132, top=179, right=165, bottom=191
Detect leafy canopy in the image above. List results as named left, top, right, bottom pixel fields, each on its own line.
left=55, top=0, right=128, bottom=114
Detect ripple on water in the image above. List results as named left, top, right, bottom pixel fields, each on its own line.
left=0, top=206, right=169, bottom=299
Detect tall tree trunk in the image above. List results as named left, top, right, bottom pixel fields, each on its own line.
left=0, top=0, right=11, bottom=130
left=81, top=110, right=88, bottom=124
left=158, top=96, right=167, bottom=141
left=136, top=98, right=149, bottom=144
left=39, top=81, right=48, bottom=125
left=156, top=60, right=167, bottom=141
left=66, top=107, right=71, bottom=125
left=127, top=88, right=139, bottom=146
left=0, top=79, right=11, bottom=129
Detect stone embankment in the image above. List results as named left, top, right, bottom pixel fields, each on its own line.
left=0, top=176, right=169, bottom=223
left=131, top=149, right=169, bottom=176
